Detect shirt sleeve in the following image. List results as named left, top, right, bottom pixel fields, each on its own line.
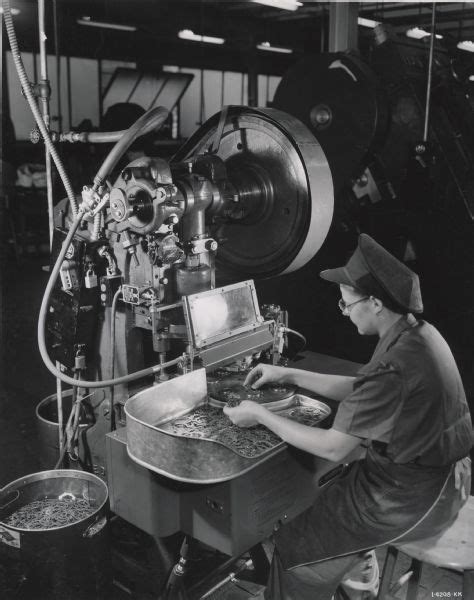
left=332, top=361, right=405, bottom=443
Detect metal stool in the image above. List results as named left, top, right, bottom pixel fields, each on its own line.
left=377, top=496, right=474, bottom=599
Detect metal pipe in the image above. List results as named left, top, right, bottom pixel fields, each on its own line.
left=37, top=0, right=55, bottom=248
left=52, top=0, right=62, bottom=133
left=423, top=3, right=437, bottom=142
left=38, top=0, right=65, bottom=452
left=200, top=559, right=253, bottom=599
left=110, top=287, right=123, bottom=430
left=56, top=364, right=64, bottom=456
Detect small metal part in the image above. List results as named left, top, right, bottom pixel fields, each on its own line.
left=121, top=231, right=139, bottom=266
left=29, top=128, right=41, bottom=144
left=59, top=492, right=76, bottom=501
left=121, top=284, right=141, bottom=305
left=206, top=239, right=218, bottom=252
left=206, top=496, right=224, bottom=514
left=310, top=103, right=332, bottom=130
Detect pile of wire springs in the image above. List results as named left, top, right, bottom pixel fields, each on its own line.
left=4, top=498, right=95, bottom=529
left=159, top=405, right=281, bottom=458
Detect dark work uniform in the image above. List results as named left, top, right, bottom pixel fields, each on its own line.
left=268, top=315, right=472, bottom=599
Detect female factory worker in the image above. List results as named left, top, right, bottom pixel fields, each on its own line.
left=224, top=234, right=473, bottom=600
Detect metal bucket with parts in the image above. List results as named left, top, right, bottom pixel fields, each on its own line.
left=0, top=469, right=110, bottom=600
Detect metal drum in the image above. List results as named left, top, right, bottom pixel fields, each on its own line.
left=0, top=470, right=110, bottom=600
left=35, top=391, right=90, bottom=469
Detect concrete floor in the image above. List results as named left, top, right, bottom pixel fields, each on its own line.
left=0, top=256, right=471, bottom=599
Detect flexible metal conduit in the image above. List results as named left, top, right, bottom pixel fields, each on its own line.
left=2, top=0, right=79, bottom=216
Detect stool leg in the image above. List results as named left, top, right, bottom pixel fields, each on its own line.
left=406, top=559, right=422, bottom=600
left=377, top=546, right=398, bottom=599
left=463, top=570, right=474, bottom=598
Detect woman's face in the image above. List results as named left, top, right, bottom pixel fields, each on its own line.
left=339, top=285, right=378, bottom=335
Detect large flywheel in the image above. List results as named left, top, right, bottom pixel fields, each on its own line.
left=273, top=53, right=387, bottom=192
left=172, top=106, right=334, bottom=280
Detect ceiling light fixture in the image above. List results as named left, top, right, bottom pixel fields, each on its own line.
left=458, top=40, right=474, bottom=52
left=77, top=17, right=137, bottom=32
left=469, top=75, right=474, bottom=81
left=251, top=0, right=302, bottom=11
left=178, top=29, right=225, bottom=44
left=0, top=7, right=21, bottom=15
left=257, top=41, right=293, bottom=54
left=406, top=27, right=443, bottom=40
left=357, top=17, right=381, bottom=28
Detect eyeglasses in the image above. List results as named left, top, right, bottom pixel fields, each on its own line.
left=338, top=297, right=369, bottom=314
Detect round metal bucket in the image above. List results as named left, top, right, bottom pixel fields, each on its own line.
left=36, top=391, right=90, bottom=469
left=0, top=470, right=110, bottom=599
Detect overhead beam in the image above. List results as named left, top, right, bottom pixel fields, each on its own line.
left=328, top=2, right=359, bottom=52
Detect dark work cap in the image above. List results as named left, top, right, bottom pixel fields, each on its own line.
left=320, top=234, right=423, bottom=313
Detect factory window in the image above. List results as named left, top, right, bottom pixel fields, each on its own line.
left=100, top=59, right=136, bottom=94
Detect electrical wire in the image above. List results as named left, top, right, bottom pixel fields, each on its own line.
left=281, top=326, right=307, bottom=355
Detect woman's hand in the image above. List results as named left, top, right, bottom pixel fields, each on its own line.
left=243, top=363, right=287, bottom=389
left=223, top=400, right=266, bottom=428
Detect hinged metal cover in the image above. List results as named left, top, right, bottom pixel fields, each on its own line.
left=183, top=280, right=263, bottom=349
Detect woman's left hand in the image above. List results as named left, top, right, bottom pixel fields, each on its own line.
left=223, top=400, right=265, bottom=428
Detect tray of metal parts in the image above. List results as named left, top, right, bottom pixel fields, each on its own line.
left=125, top=370, right=331, bottom=483
left=156, top=394, right=331, bottom=459
left=207, top=370, right=297, bottom=410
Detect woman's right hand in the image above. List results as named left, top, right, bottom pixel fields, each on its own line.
left=244, top=364, right=287, bottom=389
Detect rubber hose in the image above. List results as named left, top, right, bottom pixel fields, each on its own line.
left=92, top=106, right=169, bottom=192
